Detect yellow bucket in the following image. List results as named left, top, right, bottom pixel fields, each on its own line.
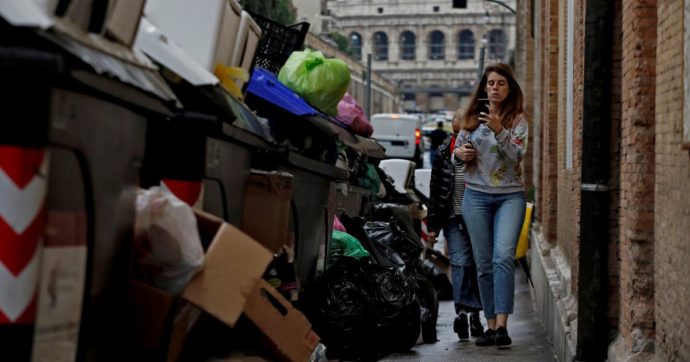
left=515, top=202, right=534, bottom=259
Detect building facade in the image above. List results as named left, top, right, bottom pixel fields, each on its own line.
left=325, top=0, right=516, bottom=113
left=517, top=0, right=690, bottom=360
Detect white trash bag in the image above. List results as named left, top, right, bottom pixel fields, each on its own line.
left=134, top=187, right=204, bottom=295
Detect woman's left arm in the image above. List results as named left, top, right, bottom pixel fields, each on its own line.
left=495, top=114, right=528, bottom=164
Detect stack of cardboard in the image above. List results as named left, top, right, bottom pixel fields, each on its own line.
left=128, top=187, right=318, bottom=361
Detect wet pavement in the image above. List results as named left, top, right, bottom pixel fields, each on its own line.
left=382, top=270, right=557, bottom=362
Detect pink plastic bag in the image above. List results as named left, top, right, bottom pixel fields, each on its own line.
left=336, top=92, right=374, bottom=137
left=333, top=215, right=347, bottom=232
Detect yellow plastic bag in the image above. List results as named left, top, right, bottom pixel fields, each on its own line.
left=214, top=64, right=249, bottom=100
left=515, top=202, right=534, bottom=259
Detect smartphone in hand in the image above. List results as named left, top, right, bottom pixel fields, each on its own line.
left=478, top=98, right=490, bottom=112
left=478, top=98, right=490, bottom=123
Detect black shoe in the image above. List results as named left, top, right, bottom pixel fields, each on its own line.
left=475, top=329, right=496, bottom=346
left=469, top=313, right=483, bottom=337
left=495, top=326, right=512, bottom=347
left=453, top=313, right=469, bottom=340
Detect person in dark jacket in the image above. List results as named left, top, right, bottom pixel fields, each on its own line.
left=428, top=120, right=449, bottom=165
left=426, top=109, right=483, bottom=341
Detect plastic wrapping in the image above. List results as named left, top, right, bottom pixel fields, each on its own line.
left=278, top=49, right=350, bottom=116
left=329, top=230, right=370, bottom=267
left=336, top=92, right=373, bottom=137
left=134, top=187, right=204, bottom=294
left=333, top=215, right=347, bottom=232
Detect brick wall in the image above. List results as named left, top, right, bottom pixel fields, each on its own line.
left=570, top=0, right=584, bottom=295
left=537, top=0, right=559, bottom=244
left=516, top=0, right=535, bottom=196
left=654, top=0, right=690, bottom=359
left=608, top=0, right=623, bottom=332
left=556, top=0, right=573, bottom=265
left=532, top=0, right=544, bottom=214
left=619, top=0, right=657, bottom=351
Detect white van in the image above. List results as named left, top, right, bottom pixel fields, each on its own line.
left=371, top=113, right=424, bottom=167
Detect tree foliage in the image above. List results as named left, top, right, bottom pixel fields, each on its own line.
left=328, top=32, right=352, bottom=56
left=240, top=0, right=296, bottom=25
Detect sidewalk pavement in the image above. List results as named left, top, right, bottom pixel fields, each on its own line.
left=382, top=268, right=557, bottom=362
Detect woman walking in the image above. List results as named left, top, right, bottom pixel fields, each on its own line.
left=454, top=63, right=528, bottom=347
left=427, top=110, right=483, bottom=341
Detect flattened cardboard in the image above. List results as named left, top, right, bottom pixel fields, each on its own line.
left=241, top=171, right=293, bottom=253
left=243, top=280, right=320, bottom=362
left=182, top=221, right=273, bottom=327
left=105, top=0, right=146, bottom=46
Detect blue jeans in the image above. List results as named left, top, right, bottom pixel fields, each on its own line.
left=461, top=188, right=526, bottom=319
left=443, top=216, right=482, bottom=312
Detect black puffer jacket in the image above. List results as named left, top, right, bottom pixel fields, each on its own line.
left=427, top=137, right=455, bottom=233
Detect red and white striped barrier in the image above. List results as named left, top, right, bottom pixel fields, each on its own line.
left=0, top=146, right=49, bottom=324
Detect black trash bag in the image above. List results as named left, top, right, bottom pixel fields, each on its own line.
left=372, top=203, right=420, bottom=241
left=363, top=262, right=421, bottom=356
left=419, top=258, right=454, bottom=301
left=415, top=273, right=439, bottom=343
left=301, top=257, right=421, bottom=361
left=300, top=258, right=378, bottom=361
left=338, top=214, right=404, bottom=268
left=364, top=220, right=424, bottom=269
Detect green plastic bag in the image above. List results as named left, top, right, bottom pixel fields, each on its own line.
left=278, top=49, right=351, bottom=116
left=328, top=230, right=370, bottom=268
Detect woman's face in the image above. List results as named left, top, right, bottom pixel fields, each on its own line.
left=485, top=71, right=510, bottom=105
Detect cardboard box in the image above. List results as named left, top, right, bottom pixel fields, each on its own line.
left=127, top=281, right=200, bottom=362
left=128, top=210, right=273, bottom=359
left=241, top=170, right=293, bottom=253
left=182, top=211, right=274, bottom=327
left=105, top=0, right=146, bottom=46
left=243, top=280, right=320, bottom=362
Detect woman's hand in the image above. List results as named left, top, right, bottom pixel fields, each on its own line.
left=479, top=111, right=504, bottom=134
left=454, top=143, right=476, bottom=162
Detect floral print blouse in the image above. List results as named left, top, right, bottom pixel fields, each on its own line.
left=455, top=113, right=528, bottom=194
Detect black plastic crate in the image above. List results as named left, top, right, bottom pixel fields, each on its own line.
left=249, top=12, right=310, bottom=74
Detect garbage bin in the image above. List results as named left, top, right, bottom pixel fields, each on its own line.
left=1, top=26, right=175, bottom=360
left=0, top=47, right=57, bottom=361
left=244, top=68, right=352, bottom=288
left=48, top=87, right=151, bottom=361
left=204, top=103, right=276, bottom=224
left=279, top=152, right=347, bottom=289
left=334, top=136, right=387, bottom=218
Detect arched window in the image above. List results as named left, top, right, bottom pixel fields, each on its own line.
left=350, top=32, right=362, bottom=60
left=400, top=31, right=416, bottom=60
left=457, top=29, right=475, bottom=60
left=373, top=32, right=389, bottom=61
left=428, top=31, right=445, bottom=60
left=487, top=29, right=507, bottom=59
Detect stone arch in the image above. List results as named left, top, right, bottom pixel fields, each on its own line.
left=349, top=32, right=363, bottom=60
left=373, top=31, right=389, bottom=61
left=428, top=30, right=445, bottom=60
left=400, top=30, right=416, bottom=60
left=487, top=28, right=507, bottom=59
left=457, top=29, right=475, bottom=60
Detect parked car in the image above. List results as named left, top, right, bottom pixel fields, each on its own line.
left=370, top=113, right=424, bottom=168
